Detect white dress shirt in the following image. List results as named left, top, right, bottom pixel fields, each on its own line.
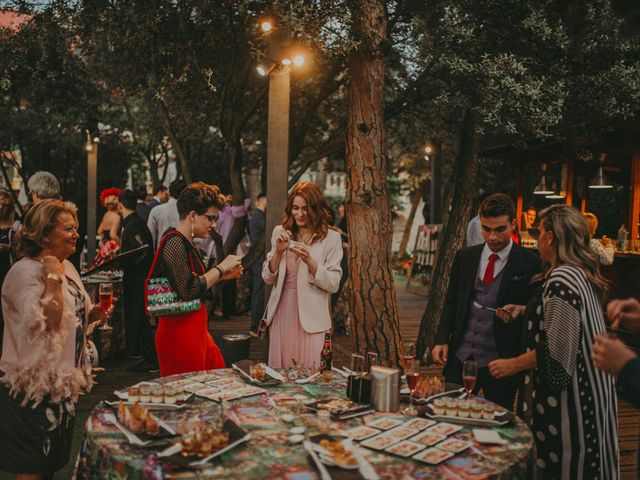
left=478, top=239, right=513, bottom=281
left=466, top=215, right=484, bottom=247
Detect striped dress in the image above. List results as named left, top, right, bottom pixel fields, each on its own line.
left=531, top=265, right=618, bottom=479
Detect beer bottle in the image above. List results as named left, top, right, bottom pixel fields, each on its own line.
left=320, top=333, right=332, bottom=372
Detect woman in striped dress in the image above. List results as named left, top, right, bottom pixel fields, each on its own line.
left=489, top=205, right=618, bottom=479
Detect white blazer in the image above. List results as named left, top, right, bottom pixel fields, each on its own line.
left=262, top=225, right=343, bottom=333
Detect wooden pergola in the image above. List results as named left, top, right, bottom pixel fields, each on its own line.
left=484, top=120, right=640, bottom=240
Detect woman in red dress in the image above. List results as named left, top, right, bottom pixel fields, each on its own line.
left=150, top=182, right=242, bottom=376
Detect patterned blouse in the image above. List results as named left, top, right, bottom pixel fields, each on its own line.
left=589, top=238, right=614, bottom=266
left=529, top=265, right=618, bottom=479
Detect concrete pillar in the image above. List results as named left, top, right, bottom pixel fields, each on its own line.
left=86, top=143, right=98, bottom=266
left=265, top=66, right=290, bottom=250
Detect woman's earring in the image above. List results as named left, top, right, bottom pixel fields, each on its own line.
left=191, top=222, right=195, bottom=239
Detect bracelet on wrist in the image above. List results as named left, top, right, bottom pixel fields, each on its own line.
left=46, top=273, right=63, bottom=285
left=214, top=265, right=224, bottom=277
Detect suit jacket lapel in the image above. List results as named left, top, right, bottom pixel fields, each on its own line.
left=462, top=247, right=484, bottom=311
left=496, top=246, right=518, bottom=306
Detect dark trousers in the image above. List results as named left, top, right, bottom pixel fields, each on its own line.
left=221, top=279, right=237, bottom=317
left=123, top=274, right=157, bottom=364
left=444, top=353, right=519, bottom=411
left=250, top=262, right=265, bottom=331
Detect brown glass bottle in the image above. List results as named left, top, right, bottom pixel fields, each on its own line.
left=320, top=333, right=332, bottom=372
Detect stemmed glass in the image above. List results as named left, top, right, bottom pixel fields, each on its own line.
left=462, top=359, right=477, bottom=398
left=99, top=283, right=113, bottom=328
left=401, top=342, right=415, bottom=371
left=402, top=358, right=420, bottom=415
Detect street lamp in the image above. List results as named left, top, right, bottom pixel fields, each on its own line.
left=424, top=144, right=434, bottom=159
left=256, top=17, right=307, bottom=252
left=85, top=130, right=100, bottom=268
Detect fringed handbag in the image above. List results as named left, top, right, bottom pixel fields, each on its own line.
left=144, top=231, right=201, bottom=317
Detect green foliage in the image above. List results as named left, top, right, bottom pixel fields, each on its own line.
left=0, top=2, right=132, bottom=235
left=1, top=0, right=638, bottom=222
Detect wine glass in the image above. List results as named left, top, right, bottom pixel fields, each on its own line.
left=402, top=358, right=420, bottom=415
left=99, top=283, right=113, bottom=328
left=99, top=283, right=113, bottom=311
left=401, top=342, right=416, bottom=371
left=462, top=359, right=478, bottom=397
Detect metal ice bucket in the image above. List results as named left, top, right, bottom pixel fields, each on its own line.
left=371, top=366, right=400, bottom=412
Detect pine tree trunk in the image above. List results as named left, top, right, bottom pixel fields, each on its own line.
left=223, top=137, right=249, bottom=256
left=417, top=108, right=480, bottom=358
left=346, top=0, right=401, bottom=366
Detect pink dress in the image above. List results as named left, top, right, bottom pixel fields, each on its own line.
left=268, top=251, right=325, bottom=369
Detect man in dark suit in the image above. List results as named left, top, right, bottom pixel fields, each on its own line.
left=432, top=193, right=540, bottom=410
left=248, top=193, right=267, bottom=336
left=119, top=189, right=158, bottom=372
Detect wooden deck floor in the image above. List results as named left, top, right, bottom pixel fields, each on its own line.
left=17, top=280, right=637, bottom=479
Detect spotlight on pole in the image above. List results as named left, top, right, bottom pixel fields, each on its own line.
left=281, top=57, right=292, bottom=66
left=84, top=130, right=94, bottom=152
left=260, top=20, right=273, bottom=33
left=293, top=55, right=305, bottom=67
left=256, top=61, right=277, bottom=77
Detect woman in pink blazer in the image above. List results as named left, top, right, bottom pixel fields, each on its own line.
left=263, top=182, right=343, bottom=369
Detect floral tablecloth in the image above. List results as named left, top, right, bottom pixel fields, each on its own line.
left=77, top=369, right=533, bottom=479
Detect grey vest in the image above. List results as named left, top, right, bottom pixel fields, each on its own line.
left=454, top=267, right=504, bottom=367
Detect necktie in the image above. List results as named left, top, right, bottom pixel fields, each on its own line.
left=483, top=253, right=499, bottom=285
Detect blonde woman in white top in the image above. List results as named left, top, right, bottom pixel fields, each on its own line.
left=583, top=212, right=614, bottom=265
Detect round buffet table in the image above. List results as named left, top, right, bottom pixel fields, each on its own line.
left=77, top=368, right=533, bottom=479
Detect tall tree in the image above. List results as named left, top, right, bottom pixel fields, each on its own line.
left=346, top=0, right=402, bottom=365
left=0, top=2, right=132, bottom=235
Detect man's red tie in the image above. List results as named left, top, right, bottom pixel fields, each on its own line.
left=483, top=253, right=499, bottom=285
